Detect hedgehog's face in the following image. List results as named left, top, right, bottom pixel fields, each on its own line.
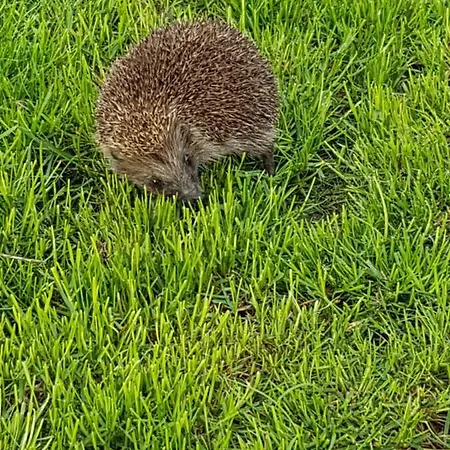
left=140, top=153, right=202, bottom=202
left=103, top=121, right=203, bottom=201
left=137, top=122, right=203, bottom=202
left=109, top=151, right=202, bottom=202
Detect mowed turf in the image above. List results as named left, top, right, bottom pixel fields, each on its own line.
left=1, top=0, right=450, bottom=448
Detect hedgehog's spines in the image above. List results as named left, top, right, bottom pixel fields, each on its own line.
left=95, top=19, right=278, bottom=200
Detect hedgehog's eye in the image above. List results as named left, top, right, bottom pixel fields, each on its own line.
left=149, top=178, right=162, bottom=188
left=184, top=155, right=192, bottom=166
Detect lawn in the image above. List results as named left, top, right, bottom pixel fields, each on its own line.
left=1, top=0, right=450, bottom=448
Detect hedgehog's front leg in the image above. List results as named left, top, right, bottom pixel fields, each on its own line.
left=262, top=147, right=275, bottom=175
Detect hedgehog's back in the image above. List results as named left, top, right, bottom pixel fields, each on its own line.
left=97, top=20, right=278, bottom=147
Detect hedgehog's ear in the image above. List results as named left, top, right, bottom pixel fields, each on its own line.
left=106, top=148, right=125, bottom=171
left=109, top=148, right=124, bottom=162
left=178, top=123, right=192, bottom=145
left=179, top=123, right=189, bottom=135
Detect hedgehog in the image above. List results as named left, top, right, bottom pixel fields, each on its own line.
left=95, top=19, right=279, bottom=201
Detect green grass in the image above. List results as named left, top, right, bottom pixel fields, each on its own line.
left=1, top=0, right=450, bottom=448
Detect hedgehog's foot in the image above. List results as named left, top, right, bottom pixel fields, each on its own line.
left=262, top=151, right=275, bottom=176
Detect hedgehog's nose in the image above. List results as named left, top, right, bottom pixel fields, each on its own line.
left=179, top=186, right=203, bottom=203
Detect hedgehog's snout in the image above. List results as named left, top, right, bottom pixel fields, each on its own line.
left=179, top=183, right=203, bottom=203
left=177, top=160, right=202, bottom=202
